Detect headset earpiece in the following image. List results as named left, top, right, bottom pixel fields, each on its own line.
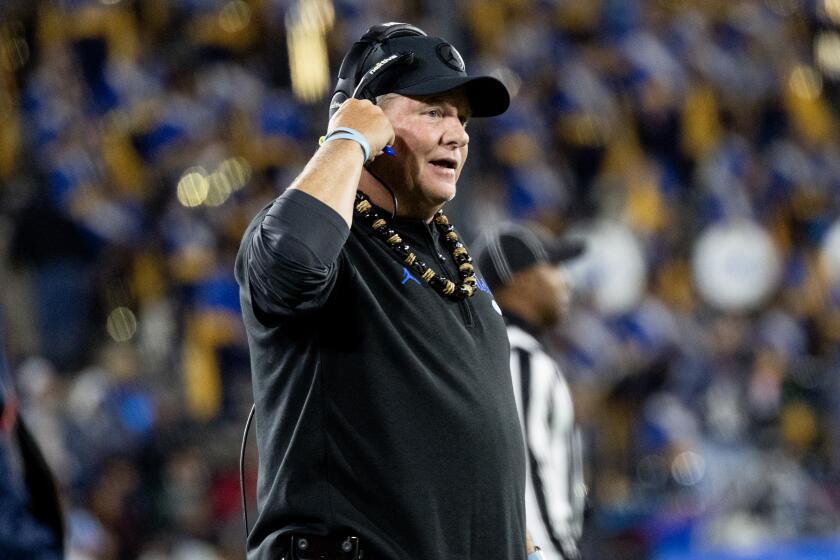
left=329, top=91, right=348, bottom=116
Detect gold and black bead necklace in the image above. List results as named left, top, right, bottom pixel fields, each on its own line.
left=353, top=191, right=478, bottom=299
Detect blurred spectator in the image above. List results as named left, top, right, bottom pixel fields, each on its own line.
left=0, top=315, right=64, bottom=559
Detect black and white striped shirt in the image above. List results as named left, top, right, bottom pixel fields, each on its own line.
left=508, top=320, right=585, bottom=560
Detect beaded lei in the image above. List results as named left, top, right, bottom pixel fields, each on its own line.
left=353, top=191, right=477, bottom=299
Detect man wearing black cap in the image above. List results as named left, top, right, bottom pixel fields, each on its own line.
left=474, top=224, right=587, bottom=560
left=236, top=23, right=530, bottom=559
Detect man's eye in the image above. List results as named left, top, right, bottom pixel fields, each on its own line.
left=427, top=110, right=440, bottom=118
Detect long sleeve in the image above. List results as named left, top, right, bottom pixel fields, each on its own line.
left=238, top=189, right=351, bottom=318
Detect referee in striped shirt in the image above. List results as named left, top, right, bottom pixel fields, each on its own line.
left=475, top=223, right=587, bottom=560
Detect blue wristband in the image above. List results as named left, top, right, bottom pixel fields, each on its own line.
left=320, top=127, right=370, bottom=163
left=527, top=549, right=545, bottom=560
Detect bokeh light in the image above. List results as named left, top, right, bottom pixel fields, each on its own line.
left=285, top=0, right=334, bottom=102
left=204, top=171, right=233, bottom=207
left=176, top=168, right=209, bottom=207
left=814, top=31, right=840, bottom=78
left=219, top=1, right=252, bottom=33
left=788, top=64, right=823, bottom=100
left=106, top=307, right=137, bottom=343
left=0, top=23, right=30, bottom=71
left=692, top=221, right=782, bottom=313
left=671, top=451, right=706, bottom=486
left=217, top=156, right=252, bottom=192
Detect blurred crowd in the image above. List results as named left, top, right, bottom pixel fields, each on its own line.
left=2, top=0, right=840, bottom=559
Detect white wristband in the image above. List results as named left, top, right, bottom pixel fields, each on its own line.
left=319, top=127, right=371, bottom=163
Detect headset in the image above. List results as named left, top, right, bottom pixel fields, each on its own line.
left=239, top=23, right=428, bottom=541
left=329, top=22, right=426, bottom=119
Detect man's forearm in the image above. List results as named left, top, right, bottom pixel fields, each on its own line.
left=288, top=98, right=395, bottom=226
left=288, top=140, right=365, bottom=227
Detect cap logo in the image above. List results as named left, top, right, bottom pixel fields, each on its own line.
left=436, top=43, right=465, bottom=72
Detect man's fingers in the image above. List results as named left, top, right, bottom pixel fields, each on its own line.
left=328, top=99, right=394, bottom=156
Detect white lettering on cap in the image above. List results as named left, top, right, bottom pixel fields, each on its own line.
left=365, top=54, right=400, bottom=78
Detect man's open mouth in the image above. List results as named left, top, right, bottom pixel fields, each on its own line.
left=430, top=159, right=457, bottom=169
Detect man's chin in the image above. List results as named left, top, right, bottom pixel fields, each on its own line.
left=401, top=181, right=458, bottom=218
left=424, top=182, right=457, bottom=204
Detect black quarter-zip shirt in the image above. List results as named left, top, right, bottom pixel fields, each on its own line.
left=235, top=189, right=526, bottom=560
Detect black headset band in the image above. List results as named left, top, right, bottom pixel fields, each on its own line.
left=353, top=23, right=426, bottom=86
left=329, top=23, right=427, bottom=119
left=361, top=22, right=427, bottom=43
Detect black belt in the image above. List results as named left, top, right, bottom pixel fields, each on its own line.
left=286, top=534, right=363, bottom=560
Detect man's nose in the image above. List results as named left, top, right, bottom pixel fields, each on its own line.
left=443, top=118, right=469, bottom=148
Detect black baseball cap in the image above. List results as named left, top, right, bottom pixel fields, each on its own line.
left=331, top=24, right=510, bottom=118
left=379, top=35, right=510, bottom=117
left=473, top=223, right=586, bottom=292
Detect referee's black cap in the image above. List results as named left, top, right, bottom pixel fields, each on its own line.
left=473, top=223, right=585, bottom=292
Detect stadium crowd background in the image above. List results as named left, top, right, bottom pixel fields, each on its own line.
left=2, top=0, right=840, bottom=558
